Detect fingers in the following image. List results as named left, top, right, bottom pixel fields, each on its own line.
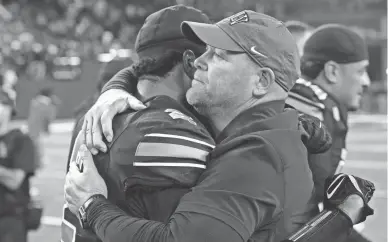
left=81, top=114, right=89, bottom=143
left=82, top=114, right=95, bottom=154
left=64, top=178, right=78, bottom=214
left=91, top=112, right=107, bottom=153
left=69, top=132, right=85, bottom=168
left=77, top=145, right=95, bottom=172
left=127, top=95, right=147, bottom=110
left=79, top=90, right=145, bottom=153
left=100, top=108, right=116, bottom=143
left=100, top=96, right=146, bottom=143
left=68, top=162, right=82, bottom=178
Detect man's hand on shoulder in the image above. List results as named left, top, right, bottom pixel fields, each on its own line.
left=81, top=89, right=146, bottom=155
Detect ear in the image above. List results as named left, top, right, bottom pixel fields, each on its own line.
left=182, top=50, right=197, bottom=80
left=252, top=67, right=275, bottom=97
left=323, top=61, right=340, bottom=84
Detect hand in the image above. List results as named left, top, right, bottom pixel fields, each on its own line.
left=82, top=89, right=146, bottom=155
left=297, top=112, right=332, bottom=154
left=324, top=173, right=375, bottom=224
left=64, top=145, right=108, bottom=215
left=337, top=194, right=365, bottom=224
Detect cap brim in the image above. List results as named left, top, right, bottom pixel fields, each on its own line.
left=181, top=21, right=243, bottom=52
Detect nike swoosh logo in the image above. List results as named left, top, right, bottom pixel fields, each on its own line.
left=250, top=46, right=267, bottom=58
left=327, top=174, right=346, bottom=199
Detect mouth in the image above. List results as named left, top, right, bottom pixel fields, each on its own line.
left=192, top=78, right=204, bottom=84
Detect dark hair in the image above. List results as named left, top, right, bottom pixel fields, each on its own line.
left=132, top=50, right=183, bottom=79
left=300, top=58, right=325, bottom=80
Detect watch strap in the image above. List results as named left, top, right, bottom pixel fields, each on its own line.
left=78, top=194, right=106, bottom=229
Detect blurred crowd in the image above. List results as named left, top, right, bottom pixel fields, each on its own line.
left=0, top=0, right=386, bottom=115
left=0, top=0, right=154, bottom=81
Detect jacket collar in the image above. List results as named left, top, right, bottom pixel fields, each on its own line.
left=215, top=100, right=296, bottom=143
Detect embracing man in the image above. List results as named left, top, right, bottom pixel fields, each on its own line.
left=65, top=7, right=375, bottom=242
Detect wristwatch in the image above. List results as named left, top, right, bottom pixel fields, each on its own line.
left=78, top=194, right=106, bottom=229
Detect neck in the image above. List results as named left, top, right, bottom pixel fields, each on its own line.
left=205, top=90, right=286, bottom=136
left=309, top=75, right=339, bottom=100
left=205, top=98, right=261, bottom=136
left=136, top=76, right=182, bottom=103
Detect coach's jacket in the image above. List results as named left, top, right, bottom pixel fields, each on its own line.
left=287, top=78, right=348, bottom=204
left=75, top=100, right=314, bottom=242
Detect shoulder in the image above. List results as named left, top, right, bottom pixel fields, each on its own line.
left=110, top=96, right=214, bottom=157
left=114, top=96, right=213, bottom=144
left=209, top=135, right=282, bottom=181
left=139, top=96, right=200, bottom=126
left=287, top=79, right=327, bottom=121
left=178, top=136, right=283, bottom=238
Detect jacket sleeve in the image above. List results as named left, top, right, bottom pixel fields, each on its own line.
left=287, top=91, right=340, bottom=204
left=308, top=151, right=333, bottom=203
left=86, top=137, right=283, bottom=242
left=308, top=107, right=343, bottom=203
left=101, top=67, right=137, bottom=94
left=282, top=209, right=352, bottom=242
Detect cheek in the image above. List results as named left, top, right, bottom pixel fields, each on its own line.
left=348, top=75, right=362, bottom=93
left=342, top=75, right=362, bottom=102
left=207, top=67, right=235, bottom=98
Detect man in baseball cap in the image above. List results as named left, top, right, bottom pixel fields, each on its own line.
left=287, top=24, right=372, bottom=242
left=181, top=10, right=300, bottom=93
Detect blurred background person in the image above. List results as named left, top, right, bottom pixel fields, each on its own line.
left=0, top=88, right=38, bottom=242
left=287, top=24, right=372, bottom=242
left=27, top=87, right=59, bottom=168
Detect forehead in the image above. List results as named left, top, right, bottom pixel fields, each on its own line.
left=210, top=46, right=255, bottom=65
left=342, top=60, right=369, bottom=71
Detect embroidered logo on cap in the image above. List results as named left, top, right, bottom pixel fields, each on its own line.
left=229, top=11, right=249, bottom=26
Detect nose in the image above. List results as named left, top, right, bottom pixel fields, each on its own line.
left=193, top=53, right=207, bottom=71
left=361, top=72, right=371, bottom=88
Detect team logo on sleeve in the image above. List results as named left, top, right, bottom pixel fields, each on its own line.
left=229, top=11, right=249, bottom=25
left=165, top=109, right=197, bottom=125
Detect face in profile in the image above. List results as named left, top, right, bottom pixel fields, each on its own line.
left=336, top=60, right=370, bottom=111
left=186, top=46, right=257, bottom=115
